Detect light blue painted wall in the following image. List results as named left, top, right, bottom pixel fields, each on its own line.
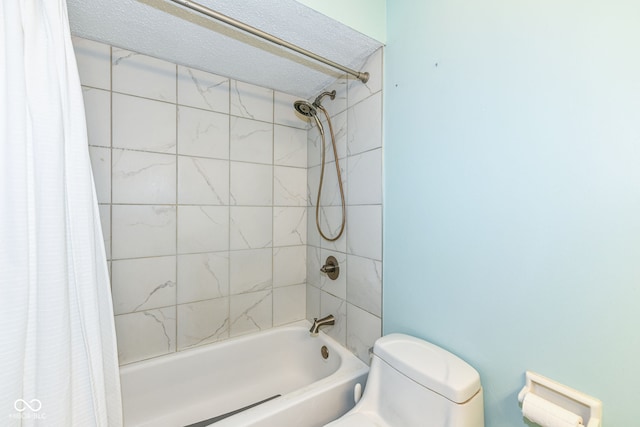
left=384, top=1, right=640, bottom=425
left=296, top=0, right=386, bottom=42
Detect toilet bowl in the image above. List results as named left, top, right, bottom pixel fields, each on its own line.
left=325, top=334, right=484, bottom=427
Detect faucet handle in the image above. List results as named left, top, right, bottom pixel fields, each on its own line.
left=320, top=256, right=340, bottom=280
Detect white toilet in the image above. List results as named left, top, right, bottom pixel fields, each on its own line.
left=325, top=333, right=484, bottom=427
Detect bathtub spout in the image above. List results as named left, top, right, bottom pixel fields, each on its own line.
left=309, top=315, right=335, bottom=336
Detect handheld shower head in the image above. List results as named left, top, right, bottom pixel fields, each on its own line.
left=293, top=90, right=336, bottom=119
left=292, top=89, right=345, bottom=242
left=294, top=99, right=324, bottom=135
left=293, top=100, right=317, bottom=117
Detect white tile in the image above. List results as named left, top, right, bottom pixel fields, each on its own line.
left=310, top=160, right=347, bottom=207
left=320, top=291, right=346, bottom=345
left=111, top=256, right=176, bottom=315
left=177, top=106, right=229, bottom=159
left=306, top=245, right=321, bottom=287
left=318, top=206, right=347, bottom=253
left=177, top=252, right=230, bottom=304
left=347, top=255, right=382, bottom=317
left=177, top=206, right=228, bottom=254
left=229, top=248, right=272, bottom=294
left=82, top=87, right=110, bottom=147
left=177, top=66, right=229, bottom=114
left=112, top=149, right=176, bottom=204
left=306, top=284, right=320, bottom=322
left=274, top=91, right=308, bottom=129
left=230, top=117, right=273, bottom=164
left=229, top=162, right=273, bottom=206
left=307, top=165, right=320, bottom=206
left=273, top=246, right=306, bottom=287
left=89, top=146, right=110, bottom=204
left=347, top=92, right=382, bottom=156
left=274, top=166, right=307, bottom=206
left=230, top=80, right=273, bottom=122
left=348, top=48, right=383, bottom=108
left=274, top=125, right=307, bottom=167
left=98, top=204, right=111, bottom=259
left=178, top=156, right=229, bottom=205
left=230, top=207, right=272, bottom=250
left=72, top=37, right=110, bottom=90
left=328, top=110, right=348, bottom=161
left=112, top=205, right=176, bottom=259
left=347, top=304, right=381, bottom=364
left=347, top=148, right=382, bottom=205
left=274, top=284, right=306, bottom=326
left=230, top=290, right=272, bottom=337
left=115, top=307, right=176, bottom=365
left=306, top=113, right=348, bottom=168
left=307, top=125, right=322, bottom=168
left=112, top=48, right=176, bottom=102
left=112, top=93, right=176, bottom=153
left=177, top=298, right=229, bottom=350
left=346, top=205, right=381, bottom=260
left=273, top=207, right=306, bottom=247
left=307, top=206, right=320, bottom=248
left=320, top=250, right=346, bottom=300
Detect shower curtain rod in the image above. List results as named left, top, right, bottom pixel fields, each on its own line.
left=168, top=0, right=370, bottom=83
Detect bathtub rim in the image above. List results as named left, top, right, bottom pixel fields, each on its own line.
left=118, top=319, right=361, bottom=373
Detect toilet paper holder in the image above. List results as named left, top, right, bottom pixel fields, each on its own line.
left=518, top=371, right=602, bottom=427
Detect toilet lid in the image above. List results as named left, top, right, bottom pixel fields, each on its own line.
left=374, top=333, right=481, bottom=404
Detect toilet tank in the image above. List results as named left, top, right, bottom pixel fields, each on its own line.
left=365, top=333, right=484, bottom=427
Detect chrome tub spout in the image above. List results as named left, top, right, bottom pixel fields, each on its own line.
left=309, top=314, right=335, bottom=336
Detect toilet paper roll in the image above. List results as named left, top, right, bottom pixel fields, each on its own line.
left=522, top=393, right=583, bottom=427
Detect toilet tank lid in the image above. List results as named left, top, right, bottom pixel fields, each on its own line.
left=373, top=333, right=481, bottom=404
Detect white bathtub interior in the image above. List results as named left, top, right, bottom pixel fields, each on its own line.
left=120, top=321, right=369, bottom=427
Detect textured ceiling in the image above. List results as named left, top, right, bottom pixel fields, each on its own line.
left=67, top=0, right=383, bottom=99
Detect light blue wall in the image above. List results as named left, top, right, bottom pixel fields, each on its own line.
left=384, top=1, right=640, bottom=425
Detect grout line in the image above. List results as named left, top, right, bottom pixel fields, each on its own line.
left=174, top=62, right=179, bottom=354
left=271, top=89, right=275, bottom=328
left=227, top=79, right=232, bottom=337
left=108, top=45, right=114, bottom=270
left=110, top=89, right=303, bottom=128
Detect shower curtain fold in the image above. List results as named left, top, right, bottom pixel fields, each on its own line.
left=0, top=0, right=123, bottom=425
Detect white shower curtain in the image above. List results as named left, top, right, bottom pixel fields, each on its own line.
left=0, top=0, right=122, bottom=426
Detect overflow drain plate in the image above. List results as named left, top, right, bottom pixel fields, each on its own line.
left=321, top=345, right=329, bottom=359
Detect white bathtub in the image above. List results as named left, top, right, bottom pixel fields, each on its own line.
left=120, top=320, right=369, bottom=427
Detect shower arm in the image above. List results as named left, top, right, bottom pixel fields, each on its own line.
left=168, top=0, right=370, bottom=84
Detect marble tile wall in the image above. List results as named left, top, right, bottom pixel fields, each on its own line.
left=74, top=37, right=308, bottom=365
left=305, top=49, right=384, bottom=364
